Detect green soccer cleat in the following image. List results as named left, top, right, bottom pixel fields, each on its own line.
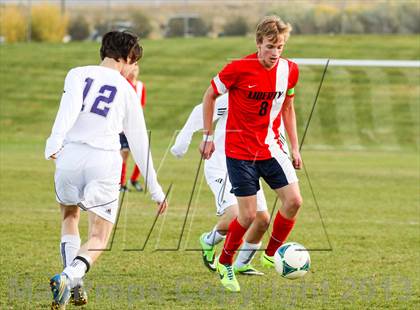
left=216, top=260, right=240, bottom=292
left=260, top=252, right=275, bottom=268
left=50, top=273, right=71, bottom=309
left=70, top=283, right=88, bottom=306
left=234, top=264, right=265, bottom=276
left=199, top=233, right=216, bottom=271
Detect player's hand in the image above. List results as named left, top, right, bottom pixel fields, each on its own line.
left=170, top=142, right=189, bottom=158
left=199, top=141, right=215, bottom=159
left=292, top=149, right=302, bottom=169
left=156, top=200, right=168, bottom=215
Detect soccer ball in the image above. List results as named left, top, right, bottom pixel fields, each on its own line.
left=274, top=242, right=310, bottom=279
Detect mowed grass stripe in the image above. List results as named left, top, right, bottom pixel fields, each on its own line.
left=369, top=67, right=404, bottom=150
left=347, top=68, right=377, bottom=147
left=317, top=67, right=342, bottom=146
left=385, top=69, right=418, bottom=149
left=333, top=67, right=360, bottom=148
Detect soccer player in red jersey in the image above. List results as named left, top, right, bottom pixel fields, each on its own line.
left=200, top=16, right=302, bottom=292
left=120, top=63, right=146, bottom=192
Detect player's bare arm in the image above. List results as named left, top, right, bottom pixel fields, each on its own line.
left=282, top=96, right=302, bottom=169
left=199, top=85, right=217, bottom=159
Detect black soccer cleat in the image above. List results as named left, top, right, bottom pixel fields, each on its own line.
left=130, top=180, right=143, bottom=192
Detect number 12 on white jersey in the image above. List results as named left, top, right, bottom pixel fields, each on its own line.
left=81, top=77, right=117, bottom=118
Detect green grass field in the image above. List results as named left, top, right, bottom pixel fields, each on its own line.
left=0, top=35, right=419, bottom=309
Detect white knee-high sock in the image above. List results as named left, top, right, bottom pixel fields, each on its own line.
left=63, top=254, right=92, bottom=288
left=60, top=234, right=81, bottom=268
left=234, top=241, right=261, bottom=269
left=203, top=226, right=226, bottom=246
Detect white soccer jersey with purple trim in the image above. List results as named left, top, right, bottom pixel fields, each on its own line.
left=45, top=65, right=165, bottom=203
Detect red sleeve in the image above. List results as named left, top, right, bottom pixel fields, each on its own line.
left=288, top=61, right=299, bottom=90
left=141, top=83, right=146, bottom=108
left=286, top=61, right=299, bottom=98
left=211, top=61, right=237, bottom=95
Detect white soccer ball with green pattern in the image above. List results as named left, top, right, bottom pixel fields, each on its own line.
left=274, top=242, right=310, bottom=279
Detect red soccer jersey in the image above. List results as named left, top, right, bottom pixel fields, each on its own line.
left=127, top=79, right=146, bottom=108
left=211, top=53, right=298, bottom=160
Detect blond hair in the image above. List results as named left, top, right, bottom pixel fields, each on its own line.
left=256, top=16, right=292, bottom=44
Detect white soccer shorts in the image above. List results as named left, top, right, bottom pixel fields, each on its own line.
left=54, top=143, right=122, bottom=224
left=205, top=167, right=268, bottom=216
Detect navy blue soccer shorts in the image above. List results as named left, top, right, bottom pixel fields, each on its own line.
left=119, top=133, right=129, bottom=150
left=226, top=156, right=298, bottom=197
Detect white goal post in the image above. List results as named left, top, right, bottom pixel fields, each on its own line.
left=291, top=58, right=420, bottom=68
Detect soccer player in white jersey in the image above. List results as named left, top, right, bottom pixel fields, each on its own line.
left=172, top=93, right=289, bottom=276
left=45, top=31, right=167, bottom=309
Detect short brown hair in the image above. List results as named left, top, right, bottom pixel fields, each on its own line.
left=256, top=16, right=292, bottom=44
left=100, top=30, right=143, bottom=64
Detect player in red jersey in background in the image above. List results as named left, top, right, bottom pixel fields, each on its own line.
left=200, top=16, right=302, bottom=292
left=120, top=63, right=146, bottom=192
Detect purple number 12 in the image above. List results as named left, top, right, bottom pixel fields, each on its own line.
left=82, top=77, right=117, bottom=117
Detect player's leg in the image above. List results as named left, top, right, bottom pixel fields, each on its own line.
left=54, top=212, right=113, bottom=310
left=81, top=213, right=113, bottom=261
left=119, top=133, right=130, bottom=192
left=200, top=204, right=238, bottom=271
left=218, top=194, right=257, bottom=266
left=218, top=158, right=259, bottom=265
left=50, top=144, right=121, bottom=308
left=216, top=157, right=260, bottom=292
left=60, top=205, right=80, bottom=268
left=234, top=186, right=269, bottom=275
left=130, top=165, right=143, bottom=192
left=234, top=210, right=270, bottom=275
left=64, top=212, right=113, bottom=277
left=51, top=146, right=87, bottom=308
left=216, top=195, right=256, bottom=292
left=120, top=149, right=129, bottom=192
left=200, top=170, right=237, bottom=271
left=257, top=156, right=302, bottom=267
left=265, top=182, right=302, bottom=256
left=55, top=177, right=119, bottom=306
left=60, top=205, right=87, bottom=306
